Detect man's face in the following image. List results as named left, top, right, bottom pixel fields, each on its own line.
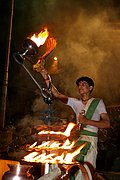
left=77, top=81, right=93, bottom=95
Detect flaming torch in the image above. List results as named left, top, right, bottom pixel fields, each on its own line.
left=13, top=28, right=49, bottom=65
left=13, top=28, right=56, bottom=106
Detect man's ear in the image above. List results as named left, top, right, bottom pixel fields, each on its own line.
left=89, top=86, right=93, bottom=91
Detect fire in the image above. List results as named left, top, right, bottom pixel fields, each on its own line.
left=64, top=143, right=86, bottom=164
left=23, top=143, right=86, bottom=164
left=62, top=139, right=75, bottom=149
left=27, top=139, right=75, bottom=151
left=38, top=122, right=75, bottom=137
left=23, top=122, right=87, bottom=164
left=63, top=122, right=76, bottom=136
left=30, top=28, right=49, bottom=47
left=24, top=152, right=39, bottom=162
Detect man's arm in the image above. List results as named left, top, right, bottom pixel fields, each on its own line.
left=78, top=113, right=110, bottom=129
left=41, top=68, right=68, bottom=104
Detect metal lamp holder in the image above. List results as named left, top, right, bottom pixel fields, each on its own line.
left=13, top=38, right=53, bottom=125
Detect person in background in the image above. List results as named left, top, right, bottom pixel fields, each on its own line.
left=40, top=68, right=110, bottom=179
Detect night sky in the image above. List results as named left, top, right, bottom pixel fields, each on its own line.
left=0, top=0, right=120, bottom=124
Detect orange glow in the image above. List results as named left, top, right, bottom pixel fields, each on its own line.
left=64, top=143, right=87, bottom=164
left=27, top=139, right=75, bottom=151
left=23, top=143, right=86, bottom=164
left=23, top=122, right=87, bottom=164
left=30, top=28, right=49, bottom=47
left=62, top=139, right=75, bottom=149
left=28, top=141, right=37, bottom=149
left=24, top=152, right=39, bottom=162
left=63, top=122, right=75, bottom=136
left=53, top=57, right=58, bottom=61
left=38, top=122, right=75, bottom=137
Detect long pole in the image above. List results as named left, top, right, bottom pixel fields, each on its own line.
left=0, top=0, right=14, bottom=129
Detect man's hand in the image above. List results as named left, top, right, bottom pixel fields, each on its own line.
left=33, top=36, right=56, bottom=73
left=40, top=68, right=51, bottom=81
left=78, top=113, right=88, bottom=125
left=33, top=58, right=45, bottom=72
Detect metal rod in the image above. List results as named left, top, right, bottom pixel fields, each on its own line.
left=21, top=63, right=52, bottom=103
left=22, top=63, right=53, bottom=125
left=22, top=64, right=43, bottom=91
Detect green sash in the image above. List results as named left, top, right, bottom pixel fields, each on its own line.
left=80, top=98, right=100, bottom=135
left=85, top=98, right=100, bottom=120
left=70, top=98, right=100, bottom=179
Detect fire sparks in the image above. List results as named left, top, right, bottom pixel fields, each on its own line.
left=30, top=28, right=49, bottom=47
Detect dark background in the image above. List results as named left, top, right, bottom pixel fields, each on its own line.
left=0, top=0, right=120, bottom=174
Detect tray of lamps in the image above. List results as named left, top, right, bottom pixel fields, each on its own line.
left=33, top=123, right=79, bottom=142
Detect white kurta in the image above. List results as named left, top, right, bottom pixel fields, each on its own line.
left=67, top=97, right=107, bottom=179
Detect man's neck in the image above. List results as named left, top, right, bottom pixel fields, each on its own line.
left=80, top=94, right=91, bottom=104
left=81, top=94, right=90, bottom=100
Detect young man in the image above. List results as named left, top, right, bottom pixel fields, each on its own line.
left=40, top=68, right=110, bottom=179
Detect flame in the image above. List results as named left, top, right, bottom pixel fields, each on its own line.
left=24, top=152, right=39, bottom=162
left=64, top=143, right=87, bottom=164
left=30, top=28, right=49, bottom=47
left=29, top=141, right=37, bottom=149
left=23, top=123, right=87, bottom=164
left=27, top=139, right=75, bottom=151
left=23, top=142, right=87, bottom=164
left=62, top=139, right=75, bottom=149
left=63, top=122, right=75, bottom=136
left=38, top=122, right=75, bottom=137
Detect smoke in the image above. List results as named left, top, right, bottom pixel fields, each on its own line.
left=44, top=2, right=120, bottom=106
left=8, top=0, right=120, bottom=122
left=55, top=12, right=120, bottom=105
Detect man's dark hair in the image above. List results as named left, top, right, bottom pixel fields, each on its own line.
left=76, top=76, right=94, bottom=92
